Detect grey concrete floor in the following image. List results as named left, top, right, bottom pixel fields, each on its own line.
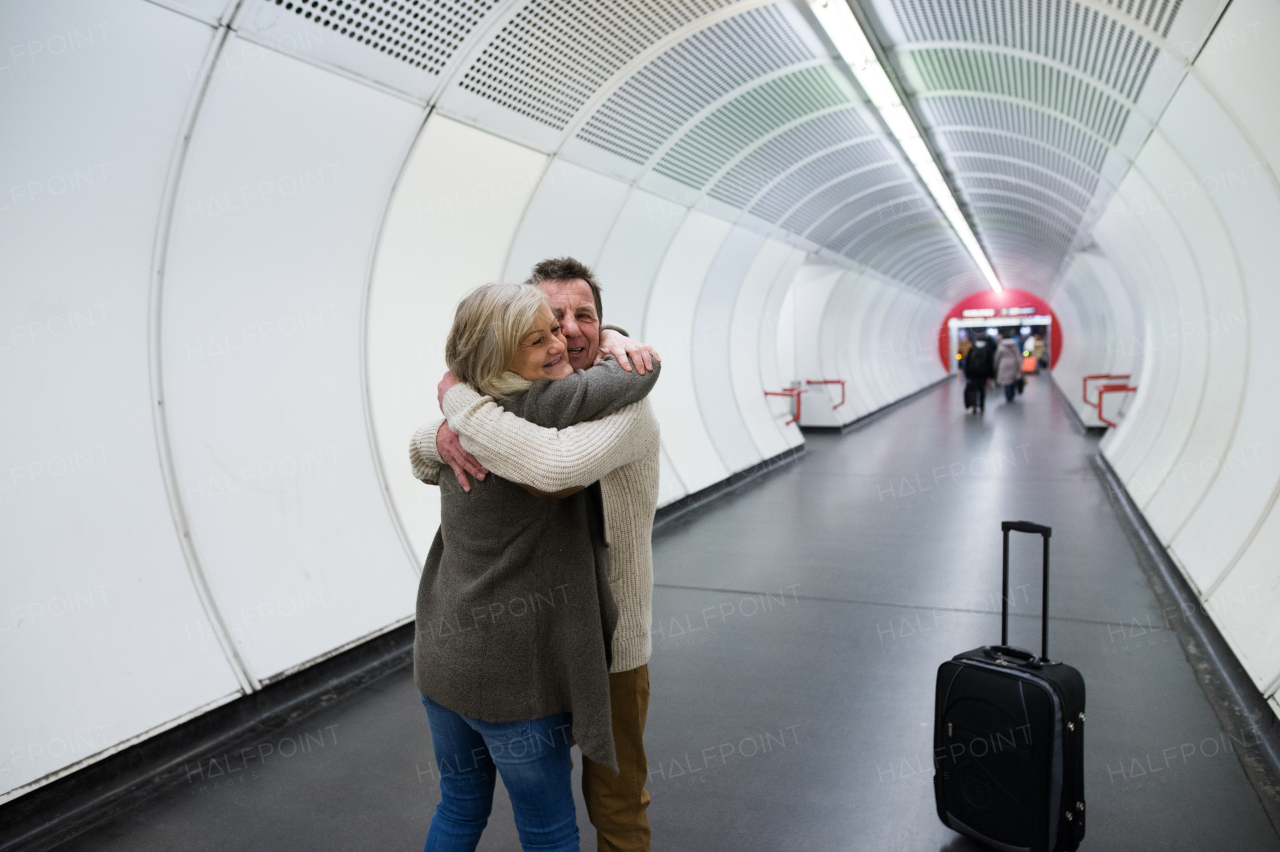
left=66, top=374, right=1280, bottom=851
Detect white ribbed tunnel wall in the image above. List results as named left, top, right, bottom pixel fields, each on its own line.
left=3, top=0, right=1278, bottom=803
left=1049, top=0, right=1280, bottom=725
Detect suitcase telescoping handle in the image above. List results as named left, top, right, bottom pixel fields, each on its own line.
left=1001, top=520, right=1052, bottom=661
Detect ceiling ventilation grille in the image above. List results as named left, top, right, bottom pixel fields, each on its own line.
left=653, top=65, right=851, bottom=190
left=912, top=48, right=1130, bottom=144
left=782, top=169, right=914, bottom=236
left=951, top=158, right=1092, bottom=212
left=757, top=152, right=901, bottom=225
left=840, top=204, right=936, bottom=255
left=922, top=96, right=1106, bottom=173
left=458, top=0, right=731, bottom=128
left=272, top=0, right=495, bottom=74
left=890, top=0, right=1172, bottom=100
left=947, top=135, right=1099, bottom=196
left=965, top=183, right=1082, bottom=230
left=805, top=185, right=925, bottom=246
left=875, top=235, right=971, bottom=288
left=707, top=107, right=872, bottom=209
left=575, top=6, right=817, bottom=163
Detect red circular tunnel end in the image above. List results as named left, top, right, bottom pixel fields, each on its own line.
left=937, top=289, right=1062, bottom=371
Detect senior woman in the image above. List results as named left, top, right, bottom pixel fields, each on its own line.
left=408, top=283, right=659, bottom=852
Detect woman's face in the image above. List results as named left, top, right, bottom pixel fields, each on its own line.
left=509, top=304, right=573, bottom=381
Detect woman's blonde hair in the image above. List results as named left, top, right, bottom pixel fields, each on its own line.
left=445, top=283, right=550, bottom=398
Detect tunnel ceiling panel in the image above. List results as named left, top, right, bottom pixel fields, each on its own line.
left=567, top=3, right=981, bottom=296
left=866, top=0, right=1189, bottom=293
left=574, top=5, right=821, bottom=164
left=235, top=0, right=505, bottom=100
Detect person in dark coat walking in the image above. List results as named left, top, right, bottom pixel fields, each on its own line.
left=962, top=333, right=995, bottom=413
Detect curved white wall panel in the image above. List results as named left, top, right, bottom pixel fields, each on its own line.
left=502, top=159, right=629, bottom=283
left=1050, top=0, right=1280, bottom=708
left=792, top=264, right=842, bottom=428
left=1161, top=85, right=1280, bottom=594
left=160, top=35, right=423, bottom=681
left=644, top=211, right=732, bottom=493
left=1140, top=126, right=1248, bottom=548
left=692, top=226, right=768, bottom=470
left=1089, top=194, right=1189, bottom=491
left=730, top=239, right=802, bottom=459
left=367, top=114, right=547, bottom=562
left=756, top=248, right=807, bottom=444
left=0, top=0, right=242, bottom=801
left=593, top=189, right=689, bottom=337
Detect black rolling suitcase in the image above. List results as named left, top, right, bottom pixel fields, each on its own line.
left=933, top=521, right=1086, bottom=852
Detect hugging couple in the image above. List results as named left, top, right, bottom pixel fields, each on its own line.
left=409, top=257, right=663, bottom=852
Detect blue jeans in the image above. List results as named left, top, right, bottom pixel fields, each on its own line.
left=1004, top=383, right=1017, bottom=401
left=420, top=695, right=579, bottom=852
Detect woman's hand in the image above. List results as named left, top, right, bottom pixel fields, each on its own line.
left=438, top=370, right=461, bottom=410
left=597, top=329, right=660, bottom=375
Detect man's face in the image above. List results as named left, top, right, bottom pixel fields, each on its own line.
left=538, top=278, right=599, bottom=371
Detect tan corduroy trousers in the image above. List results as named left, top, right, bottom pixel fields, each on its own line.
left=582, top=664, right=651, bottom=852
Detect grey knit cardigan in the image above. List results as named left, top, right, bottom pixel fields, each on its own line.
left=410, top=356, right=660, bottom=772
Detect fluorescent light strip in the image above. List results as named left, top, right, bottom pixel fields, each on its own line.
left=809, top=0, right=1003, bottom=292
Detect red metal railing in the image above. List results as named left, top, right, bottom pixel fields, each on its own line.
left=1096, top=384, right=1138, bottom=428
left=1083, top=374, right=1136, bottom=427
left=764, top=387, right=806, bottom=425
left=806, top=379, right=846, bottom=409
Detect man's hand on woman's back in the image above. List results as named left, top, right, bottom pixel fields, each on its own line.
left=437, top=421, right=487, bottom=492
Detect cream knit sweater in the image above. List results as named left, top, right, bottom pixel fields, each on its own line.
left=410, top=384, right=660, bottom=673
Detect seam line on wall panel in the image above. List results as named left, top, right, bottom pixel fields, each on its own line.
left=359, top=105, right=437, bottom=578
left=661, top=211, right=731, bottom=484
left=147, top=24, right=257, bottom=694
left=1114, top=147, right=1243, bottom=537
left=1100, top=243, right=1188, bottom=493
left=1189, top=0, right=1237, bottom=65
left=731, top=244, right=792, bottom=451
left=693, top=230, right=770, bottom=462
left=498, top=153, right=556, bottom=282
left=1150, top=139, right=1234, bottom=551
left=638, top=203, right=695, bottom=497
left=225, top=29, right=428, bottom=107
left=140, top=0, right=223, bottom=27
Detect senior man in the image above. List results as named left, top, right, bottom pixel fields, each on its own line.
left=413, top=257, right=661, bottom=852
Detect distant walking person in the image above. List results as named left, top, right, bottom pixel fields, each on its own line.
left=993, top=330, right=1022, bottom=402
left=962, top=333, right=995, bottom=413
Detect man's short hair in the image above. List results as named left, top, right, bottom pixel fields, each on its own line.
left=526, top=257, right=603, bottom=320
